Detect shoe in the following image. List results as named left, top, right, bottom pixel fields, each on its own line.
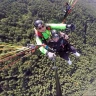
left=74, top=52, right=80, bottom=57
left=67, top=58, right=72, bottom=65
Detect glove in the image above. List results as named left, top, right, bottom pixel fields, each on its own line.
left=66, top=24, right=75, bottom=31
left=47, top=52, right=56, bottom=60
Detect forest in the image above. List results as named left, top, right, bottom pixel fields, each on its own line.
left=0, top=0, right=96, bottom=96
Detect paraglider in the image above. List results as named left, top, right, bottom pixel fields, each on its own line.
left=63, top=2, right=71, bottom=20
left=33, top=20, right=80, bottom=65
left=62, top=0, right=79, bottom=23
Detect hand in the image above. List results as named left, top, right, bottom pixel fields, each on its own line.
left=47, top=52, right=56, bottom=60
left=27, top=44, right=36, bottom=50
left=60, top=32, right=69, bottom=40
left=64, top=34, right=69, bottom=40
left=60, top=32, right=65, bottom=37
left=66, top=24, right=75, bottom=31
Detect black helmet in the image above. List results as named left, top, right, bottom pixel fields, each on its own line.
left=52, top=34, right=59, bottom=38
left=34, top=20, right=44, bottom=28
left=51, top=30, right=59, bottom=38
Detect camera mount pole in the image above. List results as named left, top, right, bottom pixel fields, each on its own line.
left=52, top=58, right=62, bottom=96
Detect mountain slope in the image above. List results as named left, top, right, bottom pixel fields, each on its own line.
left=78, top=0, right=96, bottom=17
left=0, top=0, right=96, bottom=96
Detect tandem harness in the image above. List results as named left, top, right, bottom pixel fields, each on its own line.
left=34, top=26, right=52, bottom=44
left=35, top=26, right=70, bottom=53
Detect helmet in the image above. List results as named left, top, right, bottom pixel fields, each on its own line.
left=51, top=30, right=59, bottom=38
left=52, top=34, right=59, bottom=38
left=51, top=30, right=57, bottom=35
left=34, top=20, right=44, bottom=28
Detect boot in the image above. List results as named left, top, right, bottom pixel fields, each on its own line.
left=74, top=52, right=80, bottom=57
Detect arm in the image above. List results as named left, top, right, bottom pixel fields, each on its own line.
left=46, top=23, right=75, bottom=32
left=35, top=36, right=48, bottom=54
left=60, top=31, right=69, bottom=40
left=34, top=28, right=48, bottom=54
left=46, top=24, right=69, bottom=40
left=46, top=23, right=67, bottom=30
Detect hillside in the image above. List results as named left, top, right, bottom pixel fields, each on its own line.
left=79, top=0, right=96, bottom=17
left=0, top=0, right=96, bottom=96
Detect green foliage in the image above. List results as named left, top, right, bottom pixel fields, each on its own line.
left=0, top=0, right=96, bottom=96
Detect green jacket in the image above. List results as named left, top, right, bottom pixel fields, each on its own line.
left=35, top=23, right=67, bottom=54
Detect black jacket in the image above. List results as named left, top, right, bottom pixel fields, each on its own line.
left=48, top=37, right=70, bottom=53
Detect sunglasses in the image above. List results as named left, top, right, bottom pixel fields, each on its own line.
left=37, top=25, right=45, bottom=30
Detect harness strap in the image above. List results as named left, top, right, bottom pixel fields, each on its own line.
left=34, top=26, right=52, bottom=40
